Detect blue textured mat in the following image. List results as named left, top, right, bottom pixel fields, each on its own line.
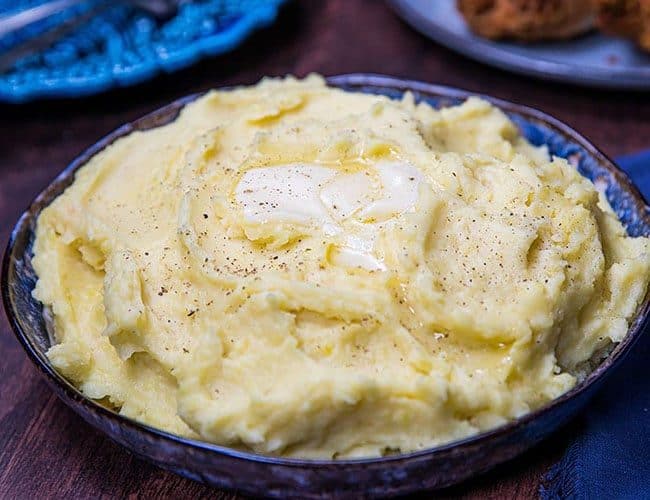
left=0, top=0, right=286, bottom=103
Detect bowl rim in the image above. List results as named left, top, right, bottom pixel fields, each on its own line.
left=3, top=73, right=650, bottom=468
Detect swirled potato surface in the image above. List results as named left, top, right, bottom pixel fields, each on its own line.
left=33, top=76, right=650, bottom=458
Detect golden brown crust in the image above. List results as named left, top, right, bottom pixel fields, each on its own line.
left=595, top=0, right=650, bottom=51
left=457, top=0, right=596, bottom=41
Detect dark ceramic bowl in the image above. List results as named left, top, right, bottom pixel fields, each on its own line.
left=3, top=74, right=650, bottom=499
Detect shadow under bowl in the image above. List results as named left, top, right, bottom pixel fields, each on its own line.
left=3, top=74, right=650, bottom=499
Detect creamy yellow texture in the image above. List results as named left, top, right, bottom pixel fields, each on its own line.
left=32, top=76, right=650, bottom=458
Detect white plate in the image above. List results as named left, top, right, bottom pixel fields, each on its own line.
left=388, top=0, right=650, bottom=90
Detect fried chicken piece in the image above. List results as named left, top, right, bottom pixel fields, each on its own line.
left=457, top=0, right=596, bottom=41
left=596, top=0, right=650, bottom=51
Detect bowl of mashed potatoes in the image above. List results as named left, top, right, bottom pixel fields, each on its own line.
left=4, top=74, right=650, bottom=498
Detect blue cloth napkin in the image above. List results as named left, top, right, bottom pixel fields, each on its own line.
left=540, top=150, right=650, bottom=499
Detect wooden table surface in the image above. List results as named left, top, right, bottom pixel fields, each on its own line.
left=1, top=1, right=648, bottom=498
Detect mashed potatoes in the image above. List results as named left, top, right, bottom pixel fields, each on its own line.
left=32, top=75, right=650, bottom=458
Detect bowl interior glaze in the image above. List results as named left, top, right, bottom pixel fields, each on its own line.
left=3, top=74, right=649, bottom=499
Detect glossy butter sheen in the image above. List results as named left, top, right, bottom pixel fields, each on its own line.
left=31, top=76, right=650, bottom=459
left=235, top=161, right=422, bottom=270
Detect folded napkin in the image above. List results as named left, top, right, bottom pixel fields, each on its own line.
left=540, top=150, right=650, bottom=499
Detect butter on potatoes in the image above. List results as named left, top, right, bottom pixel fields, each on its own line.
left=32, top=75, right=650, bottom=458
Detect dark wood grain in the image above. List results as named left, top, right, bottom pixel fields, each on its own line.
left=0, top=1, right=648, bottom=498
